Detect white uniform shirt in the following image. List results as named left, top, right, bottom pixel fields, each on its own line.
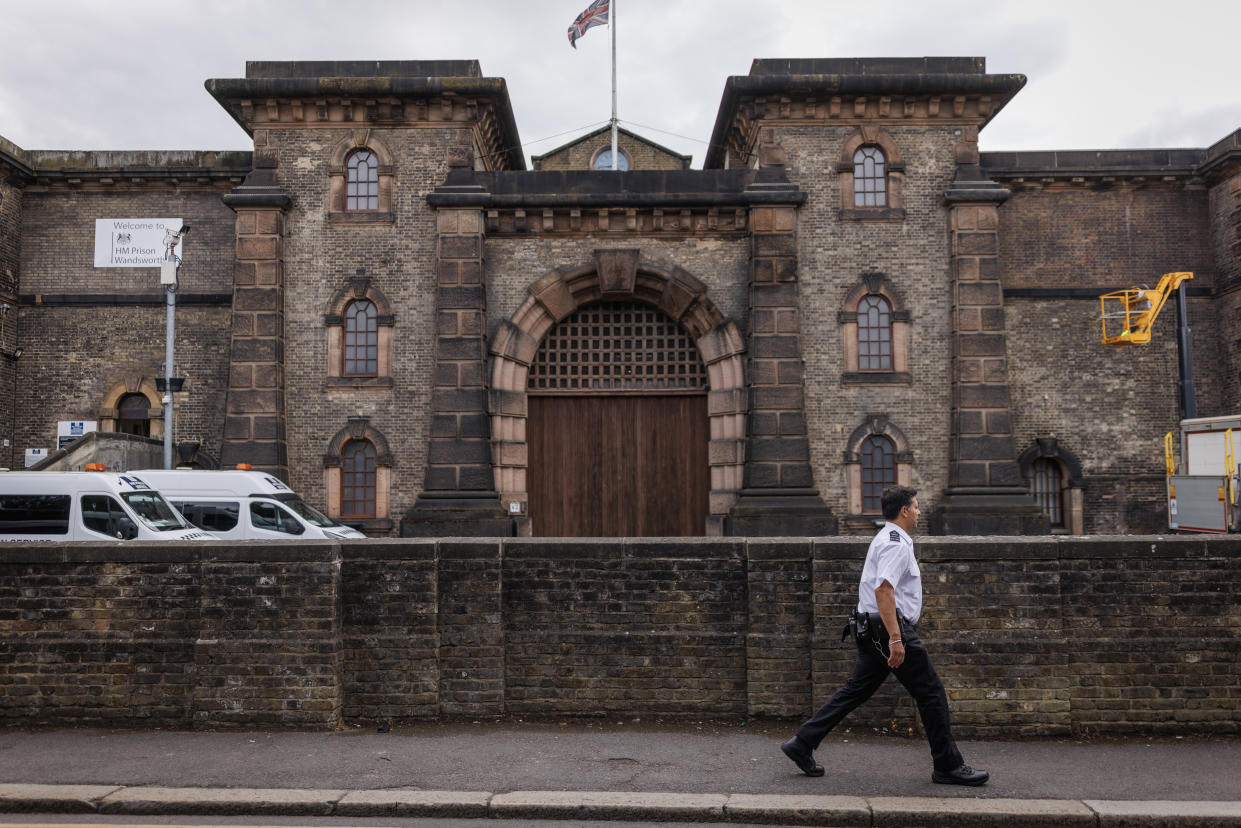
left=856, top=521, right=922, bottom=623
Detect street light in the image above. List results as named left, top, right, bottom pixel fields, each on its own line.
left=161, top=224, right=190, bottom=469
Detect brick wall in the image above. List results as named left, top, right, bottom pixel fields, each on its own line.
left=1005, top=298, right=1183, bottom=533
left=486, top=236, right=750, bottom=337
left=12, top=305, right=232, bottom=466
left=0, top=173, right=21, bottom=469
left=996, top=185, right=1212, bottom=290
left=779, top=125, right=958, bottom=527
left=14, top=181, right=237, bottom=466
left=273, top=126, right=470, bottom=521
left=0, top=175, right=20, bottom=298
left=502, top=539, right=749, bottom=715
left=2, top=536, right=1237, bottom=735
left=1209, top=172, right=1241, bottom=413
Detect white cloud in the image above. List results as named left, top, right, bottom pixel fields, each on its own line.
left=1, top=0, right=1237, bottom=163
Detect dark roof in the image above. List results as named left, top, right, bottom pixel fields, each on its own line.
left=244, top=60, right=482, bottom=79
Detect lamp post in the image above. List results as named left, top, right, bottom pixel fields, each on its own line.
left=160, top=225, right=189, bottom=469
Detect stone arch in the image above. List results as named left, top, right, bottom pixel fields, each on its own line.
left=329, top=130, right=396, bottom=168
left=489, top=251, right=747, bottom=534
left=98, top=373, right=163, bottom=438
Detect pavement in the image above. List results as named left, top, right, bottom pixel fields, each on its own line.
left=1, top=720, right=1239, bottom=826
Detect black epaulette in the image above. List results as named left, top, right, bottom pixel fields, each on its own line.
left=889, top=530, right=902, bottom=543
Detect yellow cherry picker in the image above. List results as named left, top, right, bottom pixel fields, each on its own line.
left=1101, top=272, right=1237, bottom=532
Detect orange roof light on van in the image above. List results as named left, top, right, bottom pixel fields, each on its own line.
left=236, top=463, right=252, bottom=470
left=84, top=463, right=106, bottom=471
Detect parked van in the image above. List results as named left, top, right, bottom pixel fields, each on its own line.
left=133, top=469, right=366, bottom=540
left=0, top=470, right=216, bottom=541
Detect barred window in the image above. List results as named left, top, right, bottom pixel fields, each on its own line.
left=1031, top=457, right=1063, bottom=527
left=341, top=440, right=377, bottom=518
left=343, top=300, right=378, bottom=376
left=857, top=294, right=892, bottom=371
left=346, top=149, right=379, bottom=211
left=861, top=435, right=896, bottom=513
left=529, top=301, right=706, bottom=392
left=853, top=146, right=887, bottom=207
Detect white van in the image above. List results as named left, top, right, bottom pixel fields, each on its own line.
left=0, top=471, right=216, bottom=541
left=133, top=469, right=365, bottom=540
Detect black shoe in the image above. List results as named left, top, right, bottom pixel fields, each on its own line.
left=781, top=737, right=825, bottom=777
left=932, top=764, right=989, bottom=786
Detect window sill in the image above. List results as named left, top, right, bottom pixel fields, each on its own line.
left=842, top=371, right=911, bottom=386
left=839, top=208, right=906, bottom=221
left=326, top=376, right=394, bottom=390
left=840, top=514, right=887, bottom=534
left=328, top=211, right=395, bottom=226
left=338, top=517, right=394, bottom=536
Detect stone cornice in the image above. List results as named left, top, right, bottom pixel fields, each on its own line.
left=0, top=140, right=35, bottom=184
left=1197, top=129, right=1241, bottom=182
left=983, top=137, right=1241, bottom=188
left=13, top=150, right=251, bottom=191
left=205, top=76, right=525, bottom=171
left=428, top=170, right=805, bottom=211
left=705, top=65, right=1026, bottom=168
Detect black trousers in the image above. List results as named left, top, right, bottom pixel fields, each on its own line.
left=795, top=617, right=964, bottom=772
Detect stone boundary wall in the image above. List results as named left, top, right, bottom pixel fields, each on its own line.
left=1, top=536, right=1237, bottom=736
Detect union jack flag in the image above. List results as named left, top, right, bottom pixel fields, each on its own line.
left=567, top=0, right=609, bottom=48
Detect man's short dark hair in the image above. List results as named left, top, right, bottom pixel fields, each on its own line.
left=881, top=485, right=917, bottom=520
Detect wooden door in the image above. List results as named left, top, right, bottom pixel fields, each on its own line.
left=528, top=395, right=708, bottom=536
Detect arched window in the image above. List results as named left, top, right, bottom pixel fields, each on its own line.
left=341, top=440, right=377, bottom=518
left=117, top=393, right=151, bottom=437
left=1018, top=438, right=1085, bottom=535
left=592, top=147, right=630, bottom=171
left=343, top=300, right=378, bottom=376
left=1030, top=457, right=1064, bottom=528
left=853, top=146, right=886, bottom=207
left=857, top=295, right=892, bottom=371
left=839, top=274, right=909, bottom=383
left=346, top=149, right=379, bottom=212
left=860, top=435, right=896, bottom=514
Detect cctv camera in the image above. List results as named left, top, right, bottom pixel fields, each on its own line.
left=181, top=224, right=191, bottom=234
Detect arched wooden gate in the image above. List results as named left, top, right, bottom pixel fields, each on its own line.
left=527, top=300, right=708, bottom=536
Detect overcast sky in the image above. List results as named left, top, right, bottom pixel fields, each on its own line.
left=2, top=0, right=1238, bottom=168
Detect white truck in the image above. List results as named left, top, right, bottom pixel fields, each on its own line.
left=133, top=469, right=366, bottom=540
left=1167, top=415, right=1239, bottom=533
left=0, top=470, right=216, bottom=541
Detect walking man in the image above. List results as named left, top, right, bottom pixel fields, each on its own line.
left=781, top=485, right=988, bottom=786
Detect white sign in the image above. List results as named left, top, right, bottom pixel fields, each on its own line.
left=57, top=420, right=98, bottom=451
left=94, top=218, right=182, bottom=268
left=24, top=448, right=47, bottom=468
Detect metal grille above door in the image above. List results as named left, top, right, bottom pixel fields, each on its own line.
left=529, top=301, right=707, bottom=393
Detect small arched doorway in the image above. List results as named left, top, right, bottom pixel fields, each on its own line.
left=526, top=300, right=709, bottom=536
left=116, top=392, right=153, bottom=436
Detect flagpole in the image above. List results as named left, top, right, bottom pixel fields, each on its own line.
left=610, top=0, right=618, bottom=170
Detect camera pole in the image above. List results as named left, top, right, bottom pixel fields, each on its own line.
left=160, top=226, right=188, bottom=469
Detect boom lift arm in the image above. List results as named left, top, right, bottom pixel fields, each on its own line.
left=1099, top=271, right=1193, bottom=346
